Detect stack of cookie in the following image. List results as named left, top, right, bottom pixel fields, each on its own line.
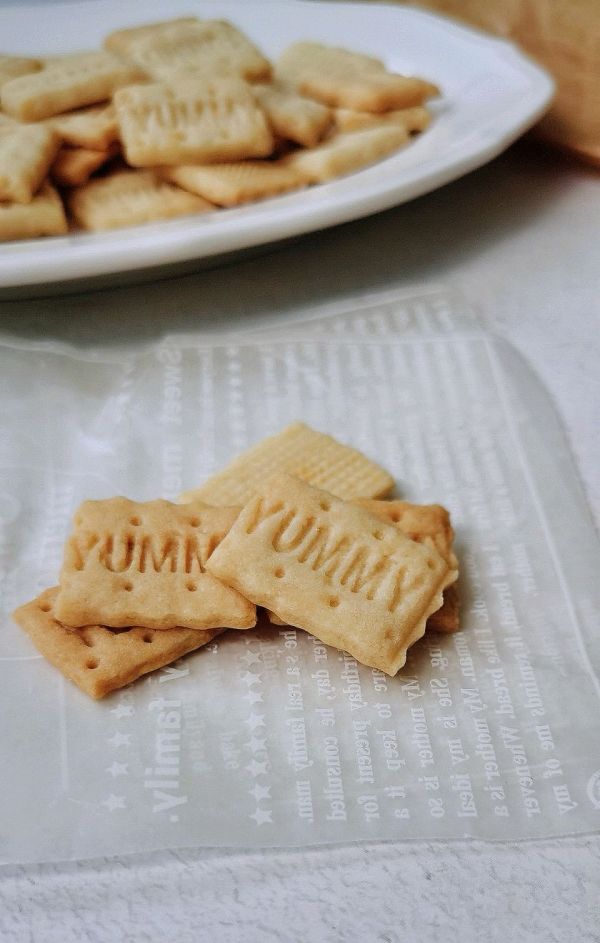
left=13, top=423, right=459, bottom=699
left=0, top=17, right=439, bottom=240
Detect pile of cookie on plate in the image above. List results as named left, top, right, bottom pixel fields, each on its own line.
left=0, top=16, right=440, bottom=240
left=14, top=423, right=459, bottom=699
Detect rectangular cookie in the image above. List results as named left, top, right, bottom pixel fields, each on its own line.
left=282, top=125, right=408, bottom=183
left=277, top=42, right=386, bottom=85
left=206, top=474, right=454, bottom=675
left=0, top=54, right=41, bottom=91
left=104, top=17, right=201, bottom=56
left=276, top=42, right=439, bottom=112
left=353, top=498, right=459, bottom=632
left=51, top=143, right=117, bottom=187
left=67, top=169, right=213, bottom=231
left=49, top=103, right=120, bottom=150
left=179, top=422, right=394, bottom=505
left=253, top=81, right=332, bottom=147
left=13, top=587, right=224, bottom=699
left=428, top=582, right=459, bottom=633
left=114, top=76, right=273, bottom=166
left=121, top=19, right=271, bottom=83
left=54, top=497, right=255, bottom=630
left=1, top=51, right=144, bottom=121
left=0, top=123, right=60, bottom=203
left=162, top=160, right=305, bottom=206
left=333, top=105, right=431, bottom=134
left=268, top=578, right=460, bottom=633
left=270, top=499, right=460, bottom=632
left=0, top=182, right=68, bottom=242
left=354, top=500, right=458, bottom=569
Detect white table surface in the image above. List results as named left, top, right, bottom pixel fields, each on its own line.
left=1, top=139, right=599, bottom=942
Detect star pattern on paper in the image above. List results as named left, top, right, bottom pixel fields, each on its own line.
left=244, top=713, right=265, bottom=731
left=110, top=704, right=134, bottom=719
left=106, top=761, right=129, bottom=778
left=240, top=649, right=261, bottom=667
left=240, top=670, right=261, bottom=687
left=108, top=732, right=131, bottom=748
left=245, top=736, right=267, bottom=754
left=243, top=689, right=263, bottom=706
left=249, top=807, right=272, bottom=826
left=102, top=794, right=126, bottom=812
left=245, top=759, right=268, bottom=777
left=249, top=783, right=271, bottom=802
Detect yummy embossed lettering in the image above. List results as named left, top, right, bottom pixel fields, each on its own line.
left=71, top=531, right=216, bottom=575
left=245, top=498, right=413, bottom=612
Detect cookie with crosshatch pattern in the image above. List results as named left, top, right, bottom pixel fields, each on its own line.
left=178, top=422, right=394, bottom=506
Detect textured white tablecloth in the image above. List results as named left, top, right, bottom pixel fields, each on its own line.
left=1, top=140, right=598, bottom=942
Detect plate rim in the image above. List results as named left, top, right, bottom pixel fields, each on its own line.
left=0, top=0, right=555, bottom=291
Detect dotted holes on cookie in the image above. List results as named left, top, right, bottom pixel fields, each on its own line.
left=274, top=567, right=285, bottom=579
left=373, top=529, right=384, bottom=541
left=188, top=517, right=201, bottom=528
left=186, top=581, right=197, bottom=592
left=319, top=499, right=331, bottom=511
left=39, top=602, right=52, bottom=613
left=328, top=596, right=340, bottom=608
left=86, top=658, right=99, bottom=670
left=123, top=581, right=133, bottom=592
left=129, top=516, right=141, bottom=526
left=143, top=632, right=154, bottom=643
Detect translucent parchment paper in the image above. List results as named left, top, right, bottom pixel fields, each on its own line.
left=1, top=287, right=599, bottom=863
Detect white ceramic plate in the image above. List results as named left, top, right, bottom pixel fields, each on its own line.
left=0, top=0, right=553, bottom=294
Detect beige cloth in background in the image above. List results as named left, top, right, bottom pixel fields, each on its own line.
left=410, top=0, right=600, bottom=166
